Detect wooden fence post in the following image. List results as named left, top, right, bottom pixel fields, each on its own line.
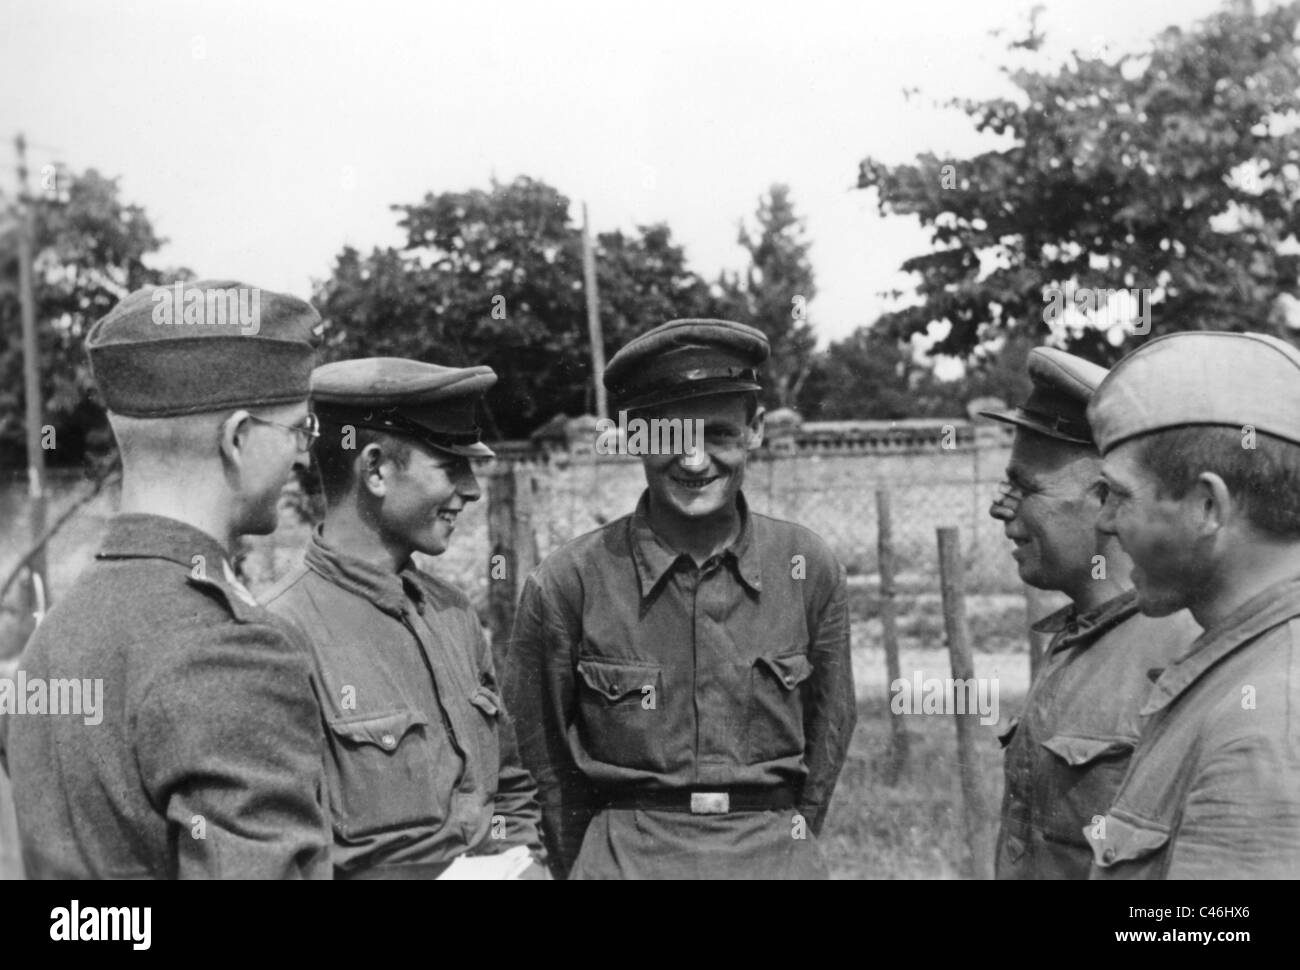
left=487, top=462, right=536, bottom=673
left=877, top=488, right=908, bottom=783
left=937, top=526, right=994, bottom=880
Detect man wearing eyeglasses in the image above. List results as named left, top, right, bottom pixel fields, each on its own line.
left=0, top=279, right=332, bottom=878
left=983, top=347, right=1199, bottom=879
left=260, top=357, right=544, bottom=879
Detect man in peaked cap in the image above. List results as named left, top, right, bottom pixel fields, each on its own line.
left=0, top=279, right=332, bottom=879
left=982, top=348, right=1199, bottom=879
left=260, top=357, right=544, bottom=879
left=1084, top=331, right=1300, bottom=879
left=506, top=319, right=856, bottom=879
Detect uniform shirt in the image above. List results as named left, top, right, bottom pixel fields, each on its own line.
left=0, top=514, right=331, bottom=879
left=1088, top=574, right=1300, bottom=879
left=995, top=589, right=1198, bottom=879
left=505, top=492, right=856, bottom=879
left=261, top=527, right=541, bottom=877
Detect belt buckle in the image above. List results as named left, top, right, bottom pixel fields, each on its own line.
left=690, top=792, right=730, bottom=814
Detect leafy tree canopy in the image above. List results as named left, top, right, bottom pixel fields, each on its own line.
left=857, top=0, right=1300, bottom=364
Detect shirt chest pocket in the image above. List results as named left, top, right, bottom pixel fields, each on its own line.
left=1035, top=734, right=1137, bottom=846
left=746, top=651, right=815, bottom=764
left=324, top=708, right=456, bottom=840
left=1085, top=811, right=1171, bottom=876
left=575, top=658, right=668, bottom=773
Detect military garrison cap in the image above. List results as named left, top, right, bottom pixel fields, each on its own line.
left=85, top=279, right=320, bottom=417
left=979, top=347, right=1108, bottom=446
left=311, top=357, right=498, bottom=458
left=1088, top=331, right=1300, bottom=454
left=604, top=319, right=769, bottom=412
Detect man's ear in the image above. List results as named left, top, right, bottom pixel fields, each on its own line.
left=744, top=406, right=766, bottom=451
left=1192, top=471, right=1233, bottom=535
left=357, top=442, right=389, bottom=498
left=218, top=410, right=254, bottom=469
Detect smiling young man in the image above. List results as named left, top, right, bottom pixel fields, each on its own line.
left=0, top=279, right=332, bottom=879
left=1084, top=331, right=1300, bottom=879
left=505, top=319, right=856, bottom=880
left=260, top=357, right=543, bottom=879
left=982, top=348, right=1199, bottom=879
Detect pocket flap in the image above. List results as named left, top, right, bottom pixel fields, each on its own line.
left=576, top=659, right=660, bottom=702
left=1084, top=812, right=1170, bottom=869
left=328, top=709, right=428, bottom=751
left=469, top=685, right=502, bottom=717
left=755, top=652, right=814, bottom=690
left=1041, top=734, right=1135, bottom=766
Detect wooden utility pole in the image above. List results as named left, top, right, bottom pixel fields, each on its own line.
left=15, top=133, right=49, bottom=622
left=937, top=527, right=994, bottom=880
left=581, top=202, right=608, bottom=419
left=877, top=488, right=908, bottom=783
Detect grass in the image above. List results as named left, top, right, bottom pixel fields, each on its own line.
left=821, top=691, right=1024, bottom=879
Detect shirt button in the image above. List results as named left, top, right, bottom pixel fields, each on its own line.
left=1102, top=848, right=1115, bottom=863
left=381, top=733, right=397, bottom=749
left=783, top=675, right=795, bottom=686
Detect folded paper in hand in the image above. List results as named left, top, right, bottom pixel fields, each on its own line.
left=437, top=845, right=534, bottom=880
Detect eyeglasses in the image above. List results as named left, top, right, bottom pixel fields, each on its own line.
left=247, top=412, right=320, bottom=450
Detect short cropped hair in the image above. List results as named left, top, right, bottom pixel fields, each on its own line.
left=1134, top=425, right=1300, bottom=538
left=313, top=417, right=413, bottom=505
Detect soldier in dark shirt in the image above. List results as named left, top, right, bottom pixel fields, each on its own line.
left=506, top=319, right=856, bottom=879
left=261, top=357, right=543, bottom=878
left=984, top=347, right=1198, bottom=879
left=1087, top=332, right=1300, bottom=878
left=0, top=280, right=331, bottom=879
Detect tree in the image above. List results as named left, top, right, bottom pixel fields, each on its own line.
left=315, top=176, right=717, bottom=438
left=716, top=185, right=818, bottom=408
left=799, top=325, right=921, bottom=420
left=857, top=1, right=1300, bottom=365
left=0, top=169, right=179, bottom=469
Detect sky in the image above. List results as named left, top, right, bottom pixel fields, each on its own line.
left=1, top=0, right=1233, bottom=354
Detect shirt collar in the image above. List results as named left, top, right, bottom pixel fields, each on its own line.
left=1142, top=573, right=1300, bottom=716
left=628, top=491, right=763, bottom=600
left=1033, top=588, right=1141, bottom=655
left=97, top=513, right=232, bottom=572
left=304, top=525, right=423, bottom=619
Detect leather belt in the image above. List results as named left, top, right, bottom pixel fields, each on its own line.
left=598, top=787, right=796, bottom=814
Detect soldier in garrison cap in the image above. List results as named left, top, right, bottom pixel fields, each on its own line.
left=1084, top=331, right=1300, bottom=879
left=259, top=357, right=545, bottom=879
left=983, top=348, right=1199, bottom=880
left=505, top=319, right=856, bottom=879
left=0, top=279, right=331, bottom=879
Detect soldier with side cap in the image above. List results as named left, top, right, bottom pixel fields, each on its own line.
left=260, top=358, right=544, bottom=879
left=1086, top=331, right=1300, bottom=879
left=983, top=347, right=1199, bottom=879
left=0, top=280, right=331, bottom=879
left=505, top=319, right=856, bottom=880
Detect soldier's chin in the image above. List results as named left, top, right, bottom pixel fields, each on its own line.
left=415, top=530, right=450, bottom=558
